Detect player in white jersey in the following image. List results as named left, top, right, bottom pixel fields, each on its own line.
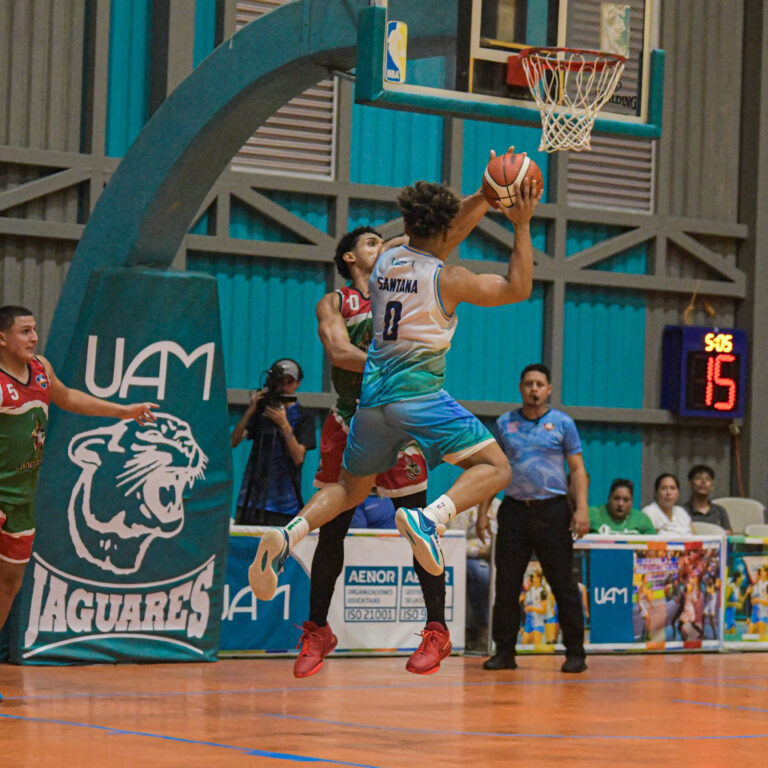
left=250, top=154, right=541, bottom=657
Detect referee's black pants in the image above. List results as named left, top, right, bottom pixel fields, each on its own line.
left=492, top=495, right=585, bottom=659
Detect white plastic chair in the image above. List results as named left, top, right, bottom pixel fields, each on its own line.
left=744, top=524, right=768, bottom=538
left=691, top=521, right=727, bottom=536
left=713, top=497, right=766, bottom=534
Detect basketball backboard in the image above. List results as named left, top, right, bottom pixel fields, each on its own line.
left=356, top=0, right=663, bottom=140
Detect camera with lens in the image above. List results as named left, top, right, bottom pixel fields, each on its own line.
left=254, top=358, right=302, bottom=414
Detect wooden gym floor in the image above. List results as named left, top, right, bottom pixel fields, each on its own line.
left=2, top=652, right=768, bottom=767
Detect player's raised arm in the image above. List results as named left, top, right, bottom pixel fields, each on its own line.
left=441, top=189, right=491, bottom=256
left=40, top=355, right=158, bottom=425
left=439, top=177, right=541, bottom=313
left=316, top=293, right=367, bottom=373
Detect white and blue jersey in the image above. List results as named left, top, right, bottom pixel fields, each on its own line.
left=360, top=245, right=457, bottom=408
left=342, top=244, right=494, bottom=476
left=495, top=408, right=582, bottom=500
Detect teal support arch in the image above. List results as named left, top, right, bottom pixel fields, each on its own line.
left=47, top=0, right=453, bottom=364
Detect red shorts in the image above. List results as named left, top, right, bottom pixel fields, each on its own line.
left=0, top=503, right=36, bottom=564
left=313, top=411, right=428, bottom=498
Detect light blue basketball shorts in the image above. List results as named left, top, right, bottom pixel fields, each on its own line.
left=342, top=389, right=495, bottom=476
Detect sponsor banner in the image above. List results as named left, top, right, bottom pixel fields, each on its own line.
left=11, top=269, right=232, bottom=663
left=589, top=549, right=634, bottom=643
left=723, top=536, right=768, bottom=650
left=221, top=529, right=465, bottom=654
left=505, top=536, right=725, bottom=653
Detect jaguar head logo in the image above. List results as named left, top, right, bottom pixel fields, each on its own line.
left=67, top=413, right=207, bottom=574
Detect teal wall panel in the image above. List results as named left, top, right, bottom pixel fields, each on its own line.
left=230, top=198, right=307, bottom=242
left=260, top=191, right=330, bottom=235
left=187, top=253, right=325, bottom=392
left=106, top=0, right=152, bottom=157
left=189, top=207, right=212, bottom=235
left=462, top=120, right=549, bottom=200
left=351, top=59, right=445, bottom=186
left=562, top=285, right=646, bottom=407
left=577, top=423, right=643, bottom=507
left=460, top=219, right=548, bottom=261
left=347, top=200, right=400, bottom=232
left=444, top=283, right=545, bottom=401
left=194, top=0, right=217, bottom=66
left=563, top=226, right=648, bottom=408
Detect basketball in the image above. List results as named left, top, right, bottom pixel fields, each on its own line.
left=482, top=152, right=543, bottom=208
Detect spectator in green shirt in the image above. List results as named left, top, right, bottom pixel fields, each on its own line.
left=589, top=479, right=656, bottom=535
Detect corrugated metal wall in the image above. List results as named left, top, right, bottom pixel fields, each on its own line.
left=0, top=1, right=86, bottom=151
left=350, top=57, right=446, bottom=186
left=0, top=0, right=87, bottom=338
left=461, top=120, right=549, bottom=199
left=638, top=0, right=745, bottom=496
left=1, top=0, right=759, bottom=512
left=660, top=0, right=743, bottom=223
left=105, top=0, right=152, bottom=157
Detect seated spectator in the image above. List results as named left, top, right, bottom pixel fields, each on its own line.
left=589, top=479, right=656, bottom=535
left=685, top=465, right=732, bottom=534
left=447, top=498, right=499, bottom=652
left=350, top=494, right=396, bottom=529
left=642, top=473, right=693, bottom=535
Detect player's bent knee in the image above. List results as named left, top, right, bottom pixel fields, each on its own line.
left=338, top=471, right=375, bottom=508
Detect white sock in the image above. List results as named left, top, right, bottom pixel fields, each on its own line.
left=423, top=494, right=457, bottom=525
left=284, top=516, right=309, bottom=549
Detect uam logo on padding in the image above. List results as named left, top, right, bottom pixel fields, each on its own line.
left=67, top=413, right=207, bottom=575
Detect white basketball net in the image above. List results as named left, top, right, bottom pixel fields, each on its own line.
left=520, top=48, right=626, bottom=153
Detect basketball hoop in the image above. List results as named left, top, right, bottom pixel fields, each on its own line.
left=510, top=47, right=626, bottom=153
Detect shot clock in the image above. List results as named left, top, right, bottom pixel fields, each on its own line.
left=661, top=326, right=747, bottom=418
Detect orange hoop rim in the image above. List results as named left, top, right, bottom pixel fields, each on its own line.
left=519, top=46, right=627, bottom=72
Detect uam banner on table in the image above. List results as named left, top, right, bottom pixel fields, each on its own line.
left=221, top=528, right=466, bottom=654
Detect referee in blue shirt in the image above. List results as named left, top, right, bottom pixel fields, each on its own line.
left=477, top=363, right=589, bottom=673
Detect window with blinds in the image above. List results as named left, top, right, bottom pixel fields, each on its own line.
left=567, top=136, right=655, bottom=213
left=230, top=1, right=337, bottom=179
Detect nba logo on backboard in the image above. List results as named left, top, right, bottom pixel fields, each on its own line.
left=385, top=20, right=407, bottom=84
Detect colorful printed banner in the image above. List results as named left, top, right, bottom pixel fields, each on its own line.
left=502, top=535, right=726, bottom=654
left=723, top=536, right=768, bottom=650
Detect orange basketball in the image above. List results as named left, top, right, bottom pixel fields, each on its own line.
left=482, top=152, right=543, bottom=208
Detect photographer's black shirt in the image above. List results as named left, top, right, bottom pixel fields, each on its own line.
left=236, top=403, right=316, bottom=518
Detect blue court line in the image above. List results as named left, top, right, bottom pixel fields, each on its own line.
left=0, top=712, right=383, bottom=767
left=264, top=713, right=768, bottom=741
left=675, top=699, right=768, bottom=714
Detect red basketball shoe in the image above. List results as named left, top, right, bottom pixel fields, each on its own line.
left=293, top=621, right=338, bottom=678
left=406, top=622, right=452, bottom=675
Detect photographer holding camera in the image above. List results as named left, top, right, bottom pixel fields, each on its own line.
left=231, top=358, right=316, bottom=525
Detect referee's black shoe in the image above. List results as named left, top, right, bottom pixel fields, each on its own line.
left=482, top=651, right=517, bottom=670
left=561, top=655, right=588, bottom=673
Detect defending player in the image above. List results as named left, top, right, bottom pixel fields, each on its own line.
left=295, top=227, right=448, bottom=677
left=0, top=306, right=158, bottom=635
left=250, top=153, right=541, bottom=669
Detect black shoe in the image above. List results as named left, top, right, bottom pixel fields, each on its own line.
left=561, top=656, right=587, bottom=673
left=482, top=652, right=517, bottom=670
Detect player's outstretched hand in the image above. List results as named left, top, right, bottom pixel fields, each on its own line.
left=125, top=402, right=159, bottom=425
left=497, top=177, right=542, bottom=226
